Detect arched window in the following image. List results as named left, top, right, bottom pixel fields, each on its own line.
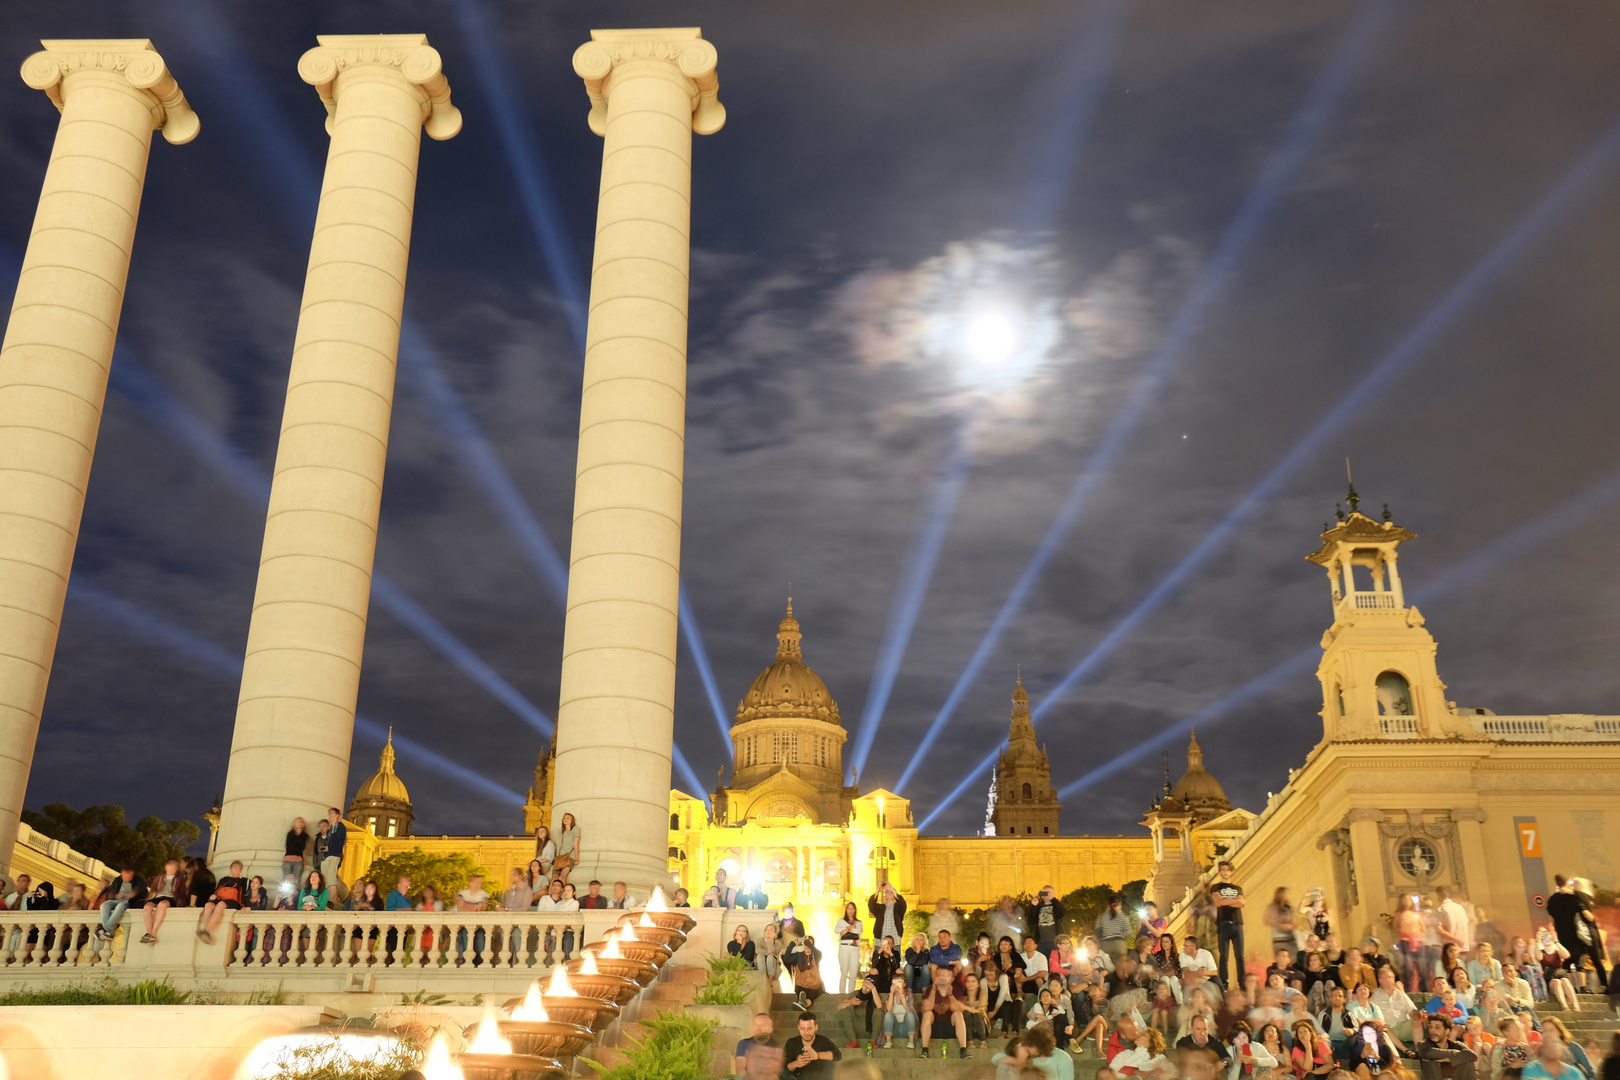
left=670, top=813, right=680, bottom=830
left=1021, top=783, right=1033, bottom=800
left=1335, top=683, right=1345, bottom=717
left=1375, top=671, right=1413, bottom=716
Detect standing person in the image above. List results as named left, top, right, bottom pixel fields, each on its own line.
left=140, top=858, right=187, bottom=944
left=990, top=895, right=1027, bottom=952
left=322, top=809, right=348, bottom=904
left=1028, top=886, right=1067, bottom=967
left=1395, top=895, right=1426, bottom=992
left=553, top=813, right=581, bottom=885
left=1213, top=862, right=1247, bottom=991
left=1547, top=876, right=1608, bottom=992
left=502, top=868, right=534, bottom=961
left=737, top=879, right=770, bottom=910
left=198, top=860, right=247, bottom=945
left=928, top=896, right=962, bottom=945
left=868, top=883, right=907, bottom=947
left=283, top=817, right=312, bottom=885
left=835, top=902, right=863, bottom=993
left=777, top=903, right=806, bottom=940
left=1264, top=888, right=1297, bottom=963
left=1438, top=887, right=1474, bottom=955
left=533, top=825, right=555, bottom=879
left=783, top=1012, right=840, bottom=1080
left=94, top=866, right=146, bottom=941
left=703, top=868, right=738, bottom=909
left=1095, top=894, right=1132, bottom=964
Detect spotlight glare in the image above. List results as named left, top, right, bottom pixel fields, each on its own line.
left=965, top=311, right=1017, bottom=366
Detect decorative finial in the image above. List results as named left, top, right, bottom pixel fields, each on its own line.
left=1382, top=503, right=1392, bottom=523
left=1162, top=750, right=1172, bottom=796
left=379, top=726, right=396, bottom=773
left=1323, top=522, right=1331, bottom=533
left=1346, top=483, right=1360, bottom=516
left=1335, top=502, right=1345, bottom=522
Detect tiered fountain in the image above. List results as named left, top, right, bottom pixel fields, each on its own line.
left=450, top=887, right=692, bottom=1080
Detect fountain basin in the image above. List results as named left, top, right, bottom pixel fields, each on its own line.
left=453, top=1052, right=567, bottom=1080
left=613, top=919, right=687, bottom=952
left=586, top=938, right=672, bottom=968
left=466, top=1020, right=594, bottom=1060
left=623, top=909, right=696, bottom=935
left=567, top=955, right=658, bottom=987
left=558, top=969, right=642, bottom=1005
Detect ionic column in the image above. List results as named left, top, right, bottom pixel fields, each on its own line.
left=550, top=29, right=723, bottom=891
left=0, top=40, right=196, bottom=875
left=213, top=35, right=458, bottom=879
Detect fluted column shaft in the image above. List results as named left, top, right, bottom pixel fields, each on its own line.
left=214, top=35, right=457, bottom=880
left=552, top=29, right=723, bottom=891
left=0, top=40, right=195, bottom=875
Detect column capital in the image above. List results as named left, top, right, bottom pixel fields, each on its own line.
left=21, top=39, right=198, bottom=144
left=573, top=28, right=724, bottom=136
left=298, top=34, right=460, bottom=141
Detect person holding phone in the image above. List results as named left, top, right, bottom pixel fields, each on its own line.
left=1350, top=1022, right=1396, bottom=1080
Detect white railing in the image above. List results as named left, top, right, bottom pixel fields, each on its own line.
left=1473, top=714, right=1620, bottom=742
left=0, top=908, right=587, bottom=975
left=226, top=910, right=586, bottom=971
left=1379, top=717, right=1419, bottom=736
left=1350, top=593, right=1398, bottom=610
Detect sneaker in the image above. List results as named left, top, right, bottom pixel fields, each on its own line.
left=94, top=927, right=110, bottom=940
left=958, top=1047, right=970, bottom=1059
left=906, top=1038, right=915, bottom=1049
left=916, top=1048, right=929, bottom=1058
left=791, top=1000, right=807, bottom=1012
left=846, top=1042, right=859, bottom=1049
left=140, top=933, right=156, bottom=944
left=201, top=930, right=214, bottom=945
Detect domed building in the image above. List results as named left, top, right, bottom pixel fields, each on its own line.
left=1169, top=732, right=1230, bottom=822
left=713, top=599, right=857, bottom=825
left=347, top=728, right=413, bottom=838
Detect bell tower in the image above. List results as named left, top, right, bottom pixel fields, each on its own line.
left=989, top=674, right=1061, bottom=836
left=1306, top=487, right=1477, bottom=743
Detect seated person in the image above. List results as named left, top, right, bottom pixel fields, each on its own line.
left=1425, top=986, right=1472, bottom=1032
left=1491, top=1016, right=1540, bottom=1080
left=1416, top=1013, right=1479, bottom=1080
left=782, top=1013, right=840, bottom=1080
left=831, top=973, right=881, bottom=1046
left=94, top=866, right=147, bottom=941
left=1024, top=1023, right=1076, bottom=1080
left=929, top=929, right=964, bottom=980
left=1346, top=1021, right=1397, bottom=1080
left=1025, top=986, right=1074, bottom=1051
left=1318, top=986, right=1355, bottom=1061
left=780, top=1016, right=842, bottom=1080
left=919, top=966, right=970, bottom=1059
left=1291, top=1021, right=1334, bottom=1078
left=1176, top=1014, right=1231, bottom=1068
left=734, top=1012, right=777, bottom=1074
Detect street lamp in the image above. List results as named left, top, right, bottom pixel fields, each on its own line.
left=874, top=797, right=890, bottom=887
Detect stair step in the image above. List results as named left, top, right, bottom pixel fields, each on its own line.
left=667, top=966, right=709, bottom=984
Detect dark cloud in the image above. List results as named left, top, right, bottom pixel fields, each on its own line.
left=4, top=0, right=1620, bottom=844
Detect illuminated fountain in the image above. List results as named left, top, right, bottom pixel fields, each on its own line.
left=560, top=947, right=641, bottom=1005
left=453, top=1008, right=565, bottom=1080
left=613, top=908, right=689, bottom=952
left=625, top=886, right=696, bottom=935
left=483, top=981, right=595, bottom=1061
left=518, top=964, right=622, bottom=1031
left=584, top=923, right=670, bottom=974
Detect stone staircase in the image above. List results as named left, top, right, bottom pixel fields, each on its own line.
left=587, top=967, right=717, bottom=1072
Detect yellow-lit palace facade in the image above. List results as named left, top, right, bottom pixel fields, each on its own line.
left=341, top=499, right=1620, bottom=970
left=342, top=600, right=1156, bottom=929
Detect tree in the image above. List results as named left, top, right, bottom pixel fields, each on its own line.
left=21, top=803, right=200, bottom=879
left=362, top=848, right=487, bottom=903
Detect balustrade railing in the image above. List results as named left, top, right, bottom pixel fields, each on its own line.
left=0, top=910, right=121, bottom=968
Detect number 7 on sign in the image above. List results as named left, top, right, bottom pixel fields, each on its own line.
left=1519, top=824, right=1542, bottom=858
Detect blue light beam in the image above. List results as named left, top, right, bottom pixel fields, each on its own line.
left=915, top=110, right=1620, bottom=830
left=848, top=421, right=975, bottom=781
left=64, top=578, right=525, bottom=807
left=1053, top=464, right=1620, bottom=800
left=446, top=0, right=588, bottom=350
left=895, top=0, right=1400, bottom=796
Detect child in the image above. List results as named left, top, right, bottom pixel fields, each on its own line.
left=1463, top=1016, right=1497, bottom=1079
left=1151, top=980, right=1179, bottom=1037
left=1492, top=1017, right=1539, bottom=1080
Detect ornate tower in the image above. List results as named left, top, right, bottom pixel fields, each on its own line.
left=1306, top=488, right=1480, bottom=743
left=989, top=675, right=1060, bottom=836
left=721, top=599, right=851, bottom=824
left=347, top=729, right=413, bottom=838
left=523, top=741, right=555, bottom=835
left=1144, top=734, right=1231, bottom=909
left=1170, top=731, right=1230, bottom=823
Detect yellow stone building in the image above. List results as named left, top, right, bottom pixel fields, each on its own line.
left=1153, top=497, right=1620, bottom=971
left=343, top=600, right=1155, bottom=936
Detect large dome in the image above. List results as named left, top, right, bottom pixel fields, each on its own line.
left=1170, top=731, right=1229, bottom=814
left=735, top=600, right=842, bottom=725
left=355, top=730, right=410, bottom=803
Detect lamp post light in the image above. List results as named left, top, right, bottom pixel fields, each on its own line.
left=874, top=797, right=890, bottom=888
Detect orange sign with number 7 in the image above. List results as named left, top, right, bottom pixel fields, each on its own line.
left=1518, top=823, right=1543, bottom=858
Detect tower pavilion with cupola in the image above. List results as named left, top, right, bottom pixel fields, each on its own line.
left=346, top=729, right=413, bottom=839
left=988, top=675, right=1061, bottom=836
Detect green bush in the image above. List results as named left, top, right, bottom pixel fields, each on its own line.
left=705, top=951, right=752, bottom=972
left=693, top=970, right=752, bottom=1006
left=0, top=977, right=189, bottom=1006
left=586, top=1010, right=718, bottom=1080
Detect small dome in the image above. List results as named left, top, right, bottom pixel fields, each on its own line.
left=355, top=730, right=410, bottom=804
left=735, top=599, right=842, bottom=726
left=1170, top=732, right=1229, bottom=813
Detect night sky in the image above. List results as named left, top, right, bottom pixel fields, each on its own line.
left=4, top=1, right=1620, bottom=844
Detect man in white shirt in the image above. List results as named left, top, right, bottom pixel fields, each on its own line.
left=1179, top=935, right=1219, bottom=992
left=1436, top=887, right=1472, bottom=953
left=1018, top=935, right=1049, bottom=995
left=609, top=881, right=638, bottom=910
left=456, top=875, right=490, bottom=966
left=535, top=878, right=578, bottom=961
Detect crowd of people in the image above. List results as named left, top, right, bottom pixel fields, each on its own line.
left=725, top=865, right=1618, bottom=1080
